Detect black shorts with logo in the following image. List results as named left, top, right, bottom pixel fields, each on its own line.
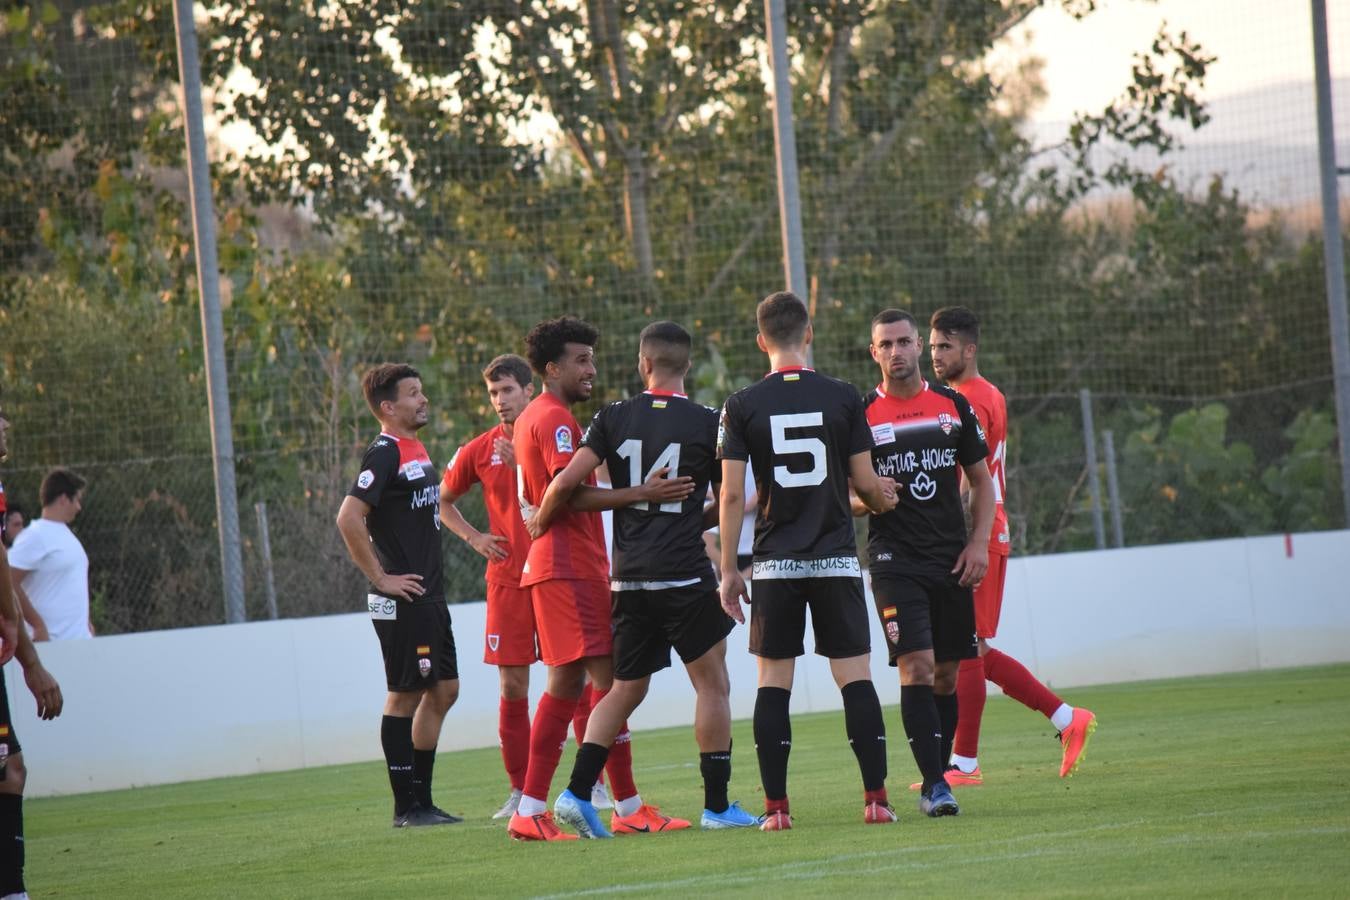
left=869, top=568, right=978, bottom=665
left=0, top=670, right=19, bottom=757
left=611, top=582, right=734, bottom=681
left=368, top=594, right=459, bottom=691
left=749, top=558, right=871, bottom=660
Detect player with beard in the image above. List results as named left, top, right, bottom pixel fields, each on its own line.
left=717, top=292, right=900, bottom=832
left=336, top=364, right=461, bottom=828
left=928, top=307, right=1096, bottom=784
left=0, top=400, right=66, bottom=899
left=508, top=316, right=694, bottom=841
left=531, top=321, right=759, bottom=838
left=859, top=309, right=995, bottom=818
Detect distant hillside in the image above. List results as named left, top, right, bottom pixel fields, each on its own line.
left=1026, top=77, right=1350, bottom=209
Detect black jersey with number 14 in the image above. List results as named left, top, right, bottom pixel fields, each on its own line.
left=717, top=367, right=873, bottom=562
left=348, top=432, right=444, bottom=603
left=582, top=391, right=720, bottom=584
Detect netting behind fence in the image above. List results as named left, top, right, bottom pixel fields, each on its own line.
left=1, top=1, right=1347, bottom=633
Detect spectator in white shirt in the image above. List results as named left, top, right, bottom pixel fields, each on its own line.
left=9, top=469, right=91, bottom=642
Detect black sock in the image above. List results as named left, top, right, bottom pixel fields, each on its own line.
left=412, top=748, right=437, bottom=808
left=566, top=742, right=611, bottom=801
left=0, top=794, right=22, bottom=897
left=841, top=680, right=888, bottom=792
left=700, top=747, right=732, bottom=813
left=753, top=687, right=792, bottom=802
left=900, top=684, right=944, bottom=792
left=380, top=715, right=416, bottom=815
left=934, top=690, right=958, bottom=772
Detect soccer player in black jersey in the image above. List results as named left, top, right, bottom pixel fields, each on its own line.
left=717, top=292, right=900, bottom=831
left=336, top=364, right=462, bottom=828
left=528, top=321, right=760, bottom=837
left=859, top=309, right=995, bottom=817
left=0, top=402, right=64, bottom=899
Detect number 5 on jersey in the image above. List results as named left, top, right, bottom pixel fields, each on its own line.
left=770, top=413, right=826, bottom=487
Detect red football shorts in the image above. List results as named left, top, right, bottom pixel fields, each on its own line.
left=484, top=581, right=539, bottom=667
left=974, top=552, right=1009, bottom=639
left=529, top=578, right=613, bottom=666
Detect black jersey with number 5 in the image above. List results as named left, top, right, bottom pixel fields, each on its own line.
left=582, top=391, right=720, bottom=584
left=347, top=432, right=444, bottom=604
left=717, top=368, right=873, bottom=562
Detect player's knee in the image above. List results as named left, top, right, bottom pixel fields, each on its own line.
left=385, top=691, right=421, bottom=717
left=438, top=679, right=460, bottom=710
left=499, top=668, right=530, bottom=701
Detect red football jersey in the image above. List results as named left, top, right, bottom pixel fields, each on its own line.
left=513, top=392, right=608, bottom=585
left=954, top=376, right=1010, bottom=555
left=442, top=423, right=531, bottom=587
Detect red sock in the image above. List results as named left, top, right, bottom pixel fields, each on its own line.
left=590, top=689, right=638, bottom=803
left=522, top=692, right=579, bottom=801
left=983, top=648, right=1063, bottom=719
left=953, top=657, right=987, bottom=760
left=499, top=697, right=530, bottom=791
left=864, top=787, right=889, bottom=805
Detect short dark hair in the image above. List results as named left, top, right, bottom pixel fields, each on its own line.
left=639, top=321, right=692, bottom=375
left=871, top=308, right=918, bottom=330
left=524, top=316, right=600, bottom=376
left=481, top=354, right=533, bottom=388
left=40, top=468, right=86, bottom=507
left=362, top=363, right=421, bottom=417
left=757, top=291, right=810, bottom=347
left=930, top=306, right=980, bottom=345
left=4, top=504, right=24, bottom=522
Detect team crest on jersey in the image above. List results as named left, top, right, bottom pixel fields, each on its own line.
left=555, top=425, right=574, bottom=454
left=937, top=412, right=956, bottom=435
left=401, top=459, right=426, bottom=480
left=357, top=469, right=375, bottom=490
left=487, top=634, right=500, bottom=652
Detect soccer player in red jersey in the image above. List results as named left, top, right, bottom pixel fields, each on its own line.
left=508, top=316, right=693, bottom=841
left=438, top=354, right=542, bottom=819
left=337, top=364, right=461, bottom=828
left=929, top=307, right=1096, bottom=781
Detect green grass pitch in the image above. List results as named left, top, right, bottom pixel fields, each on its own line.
left=31, top=664, right=1350, bottom=898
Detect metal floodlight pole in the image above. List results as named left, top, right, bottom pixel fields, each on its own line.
left=1311, top=0, right=1350, bottom=527
left=172, top=0, right=247, bottom=623
left=1080, top=388, right=1106, bottom=550
left=1102, top=429, right=1125, bottom=548
left=764, top=0, right=811, bottom=362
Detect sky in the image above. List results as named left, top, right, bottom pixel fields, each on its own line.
left=1011, top=0, right=1350, bottom=124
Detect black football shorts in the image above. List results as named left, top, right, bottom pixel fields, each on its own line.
left=749, top=561, right=871, bottom=660
left=611, top=583, right=734, bottom=681
left=369, top=594, right=459, bottom=691
left=869, top=569, right=978, bottom=665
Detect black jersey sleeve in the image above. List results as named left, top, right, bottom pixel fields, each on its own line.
left=349, top=440, right=399, bottom=508
left=954, top=392, right=990, bottom=467
left=716, top=393, right=749, bottom=461
left=845, top=385, right=873, bottom=456
left=704, top=407, right=723, bottom=487
left=581, top=403, right=615, bottom=460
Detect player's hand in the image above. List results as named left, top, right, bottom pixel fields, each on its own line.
left=493, top=437, right=515, bottom=468
left=719, top=570, right=750, bottom=624
left=374, top=572, right=425, bottom=601
left=878, top=477, right=899, bottom=509
left=24, top=662, right=62, bottom=720
left=0, top=614, right=17, bottom=666
left=469, top=531, right=510, bottom=562
left=524, top=511, right=545, bottom=540
left=952, top=541, right=989, bottom=588
left=636, top=468, right=695, bottom=504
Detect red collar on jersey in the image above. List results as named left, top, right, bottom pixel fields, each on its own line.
left=768, top=365, right=815, bottom=378
left=874, top=380, right=928, bottom=400
left=643, top=389, right=688, bottom=398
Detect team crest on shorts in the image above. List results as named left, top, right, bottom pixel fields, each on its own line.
left=417, top=645, right=432, bottom=678
left=937, top=412, right=956, bottom=435
left=487, top=634, right=500, bottom=652
left=882, top=606, right=900, bottom=644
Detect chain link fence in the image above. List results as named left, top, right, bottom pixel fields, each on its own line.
left=1, top=0, right=1346, bottom=634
